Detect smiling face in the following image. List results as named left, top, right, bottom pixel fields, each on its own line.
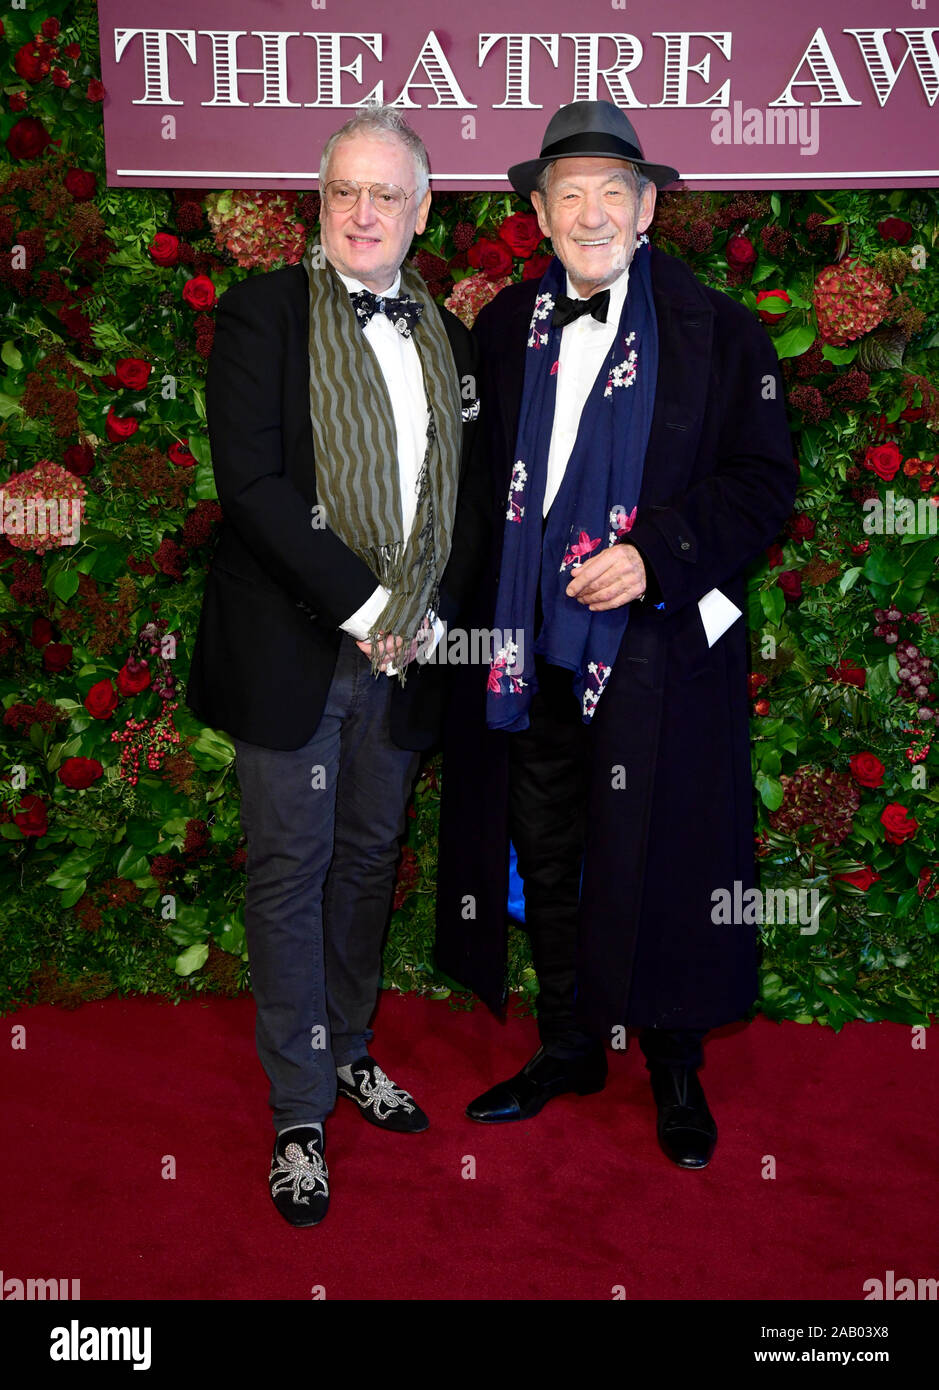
left=319, top=131, right=431, bottom=293
left=530, top=156, right=656, bottom=296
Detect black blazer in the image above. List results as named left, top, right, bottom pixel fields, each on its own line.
left=184, top=262, right=488, bottom=752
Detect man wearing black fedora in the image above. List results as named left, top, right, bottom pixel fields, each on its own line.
left=435, top=101, right=796, bottom=1167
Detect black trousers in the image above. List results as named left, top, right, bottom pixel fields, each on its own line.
left=508, top=656, right=704, bottom=1071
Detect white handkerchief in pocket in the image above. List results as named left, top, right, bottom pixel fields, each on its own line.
left=698, top=588, right=743, bottom=648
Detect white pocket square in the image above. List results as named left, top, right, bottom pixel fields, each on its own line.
left=698, top=588, right=743, bottom=647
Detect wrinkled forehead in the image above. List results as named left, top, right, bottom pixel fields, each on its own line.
left=547, top=157, right=636, bottom=192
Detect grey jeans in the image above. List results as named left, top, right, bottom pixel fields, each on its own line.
left=232, top=635, right=421, bottom=1132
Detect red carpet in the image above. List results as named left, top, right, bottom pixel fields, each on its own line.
left=1, top=992, right=934, bottom=1300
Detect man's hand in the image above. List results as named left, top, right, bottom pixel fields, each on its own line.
left=355, top=632, right=419, bottom=671
left=565, top=544, right=646, bottom=611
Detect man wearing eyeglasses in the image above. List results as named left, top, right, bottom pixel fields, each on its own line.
left=185, top=105, right=487, bottom=1226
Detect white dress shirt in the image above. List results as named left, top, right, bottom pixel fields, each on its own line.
left=543, top=263, right=631, bottom=515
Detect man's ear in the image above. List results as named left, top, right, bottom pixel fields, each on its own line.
left=637, top=182, right=657, bottom=236
left=530, top=190, right=552, bottom=242
left=415, top=188, right=432, bottom=236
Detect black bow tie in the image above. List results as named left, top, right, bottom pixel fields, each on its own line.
left=349, top=287, right=423, bottom=338
left=551, top=289, right=610, bottom=328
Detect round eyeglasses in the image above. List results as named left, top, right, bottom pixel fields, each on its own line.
left=323, top=180, right=416, bottom=218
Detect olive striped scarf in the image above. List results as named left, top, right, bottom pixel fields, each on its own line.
left=304, top=243, right=462, bottom=679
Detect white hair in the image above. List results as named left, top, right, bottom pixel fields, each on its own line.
left=319, top=103, right=430, bottom=199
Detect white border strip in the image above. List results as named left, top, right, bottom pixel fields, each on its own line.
left=116, top=168, right=939, bottom=180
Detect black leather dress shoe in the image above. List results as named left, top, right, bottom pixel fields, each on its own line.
left=648, top=1063, right=717, bottom=1168
left=466, top=1044, right=608, bottom=1122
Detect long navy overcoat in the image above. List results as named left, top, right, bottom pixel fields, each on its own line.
left=435, top=246, right=797, bottom=1036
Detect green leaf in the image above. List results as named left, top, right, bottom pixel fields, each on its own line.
left=2, top=340, right=24, bottom=370
left=755, top=293, right=791, bottom=316
left=53, top=568, right=80, bottom=603
left=760, top=586, right=786, bottom=625
left=174, top=942, right=209, bottom=976
left=116, top=845, right=153, bottom=881
left=193, top=460, right=218, bottom=501
left=862, top=550, right=903, bottom=586
left=59, top=881, right=88, bottom=910
left=190, top=726, right=235, bottom=771
left=756, top=770, right=784, bottom=810
left=821, top=342, right=858, bottom=365
left=839, top=566, right=862, bottom=595
left=774, top=323, right=817, bottom=360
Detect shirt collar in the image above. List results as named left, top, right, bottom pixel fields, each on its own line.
left=334, top=267, right=401, bottom=298
left=564, top=263, right=630, bottom=319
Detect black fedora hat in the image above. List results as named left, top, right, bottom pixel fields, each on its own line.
left=508, top=101, right=680, bottom=199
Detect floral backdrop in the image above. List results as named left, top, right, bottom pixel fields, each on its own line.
left=1, top=1, right=938, bottom=1030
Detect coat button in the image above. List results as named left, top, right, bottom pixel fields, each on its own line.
left=680, top=541, right=691, bottom=550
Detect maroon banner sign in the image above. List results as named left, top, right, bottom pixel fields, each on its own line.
left=97, top=0, right=939, bottom=190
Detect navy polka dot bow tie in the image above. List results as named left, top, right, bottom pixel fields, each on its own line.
left=349, top=288, right=424, bottom=337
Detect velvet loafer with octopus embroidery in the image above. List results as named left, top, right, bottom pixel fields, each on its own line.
left=269, top=1126, right=329, bottom=1226
left=337, top=1056, right=429, bottom=1132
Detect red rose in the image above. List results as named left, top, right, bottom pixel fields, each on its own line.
left=41, top=17, right=61, bottom=39
left=115, top=357, right=152, bottom=390
left=168, top=440, right=197, bottom=468
left=148, top=232, right=180, bottom=266
left=851, top=540, right=870, bottom=555
left=834, top=866, right=880, bottom=891
left=14, top=793, right=47, bottom=838
left=84, top=678, right=118, bottom=719
left=849, top=752, right=885, bottom=788
left=880, top=803, right=918, bottom=845
left=726, top=234, right=757, bottom=272
left=877, top=218, right=912, bottom=245
left=756, top=289, right=791, bottom=324
left=498, top=213, right=543, bottom=259
left=9, top=91, right=28, bottom=112
left=14, top=42, right=51, bottom=83
left=106, top=407, right=140, bottom=442
left=63, top=442, right=95, bottom=476
left=52, top=68, right=71, bottom=89
left=5, top=116, right=51, bottom=161
left=917, top=866, right=939, bottom=900
left=827, top=659, right=866, bottom=689
left=467, top=237, right=514, bottom=280
left=58, top=757, right=104, bottom=790
left=43, top=642, right=73, bottom=673
left=63, top=43, right=81, bottom=61
left=86, top=79, right=105, bottom=102
left=777, top=570, right=802, bottom=600
left=790, top=513, right=816, bottom=541
left=182, top=275, right=216, bottom=310
left=766, top=542, right=784, bottom=569
left=30, top=617, right=55, bottom=648
left=864, top=441, right=902, bottom=482
left=117, top=661, right=151, bottom=696
left=753, top=698, right=770, bottom=716
left=65, top=168, right=96, bottom=201
left=522, top=252, right=553, bottom=282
